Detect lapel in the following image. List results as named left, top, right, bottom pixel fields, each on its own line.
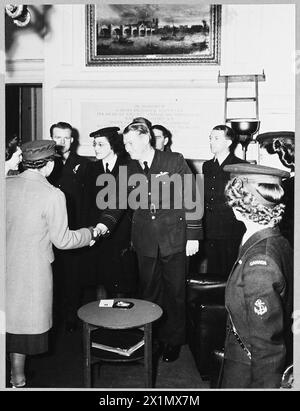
left=127, top=150, right=163, bottom=178
left=221, top=153, right=235, bottom=167
left=64, top=152, right=79, bottom=171
left=148, top=149, right=160, bottom=174
left=129, top=158, right=144, bottom=175
left=110, top=156, right=121, bottom=178
left=95, top=159, right=105, bottom=175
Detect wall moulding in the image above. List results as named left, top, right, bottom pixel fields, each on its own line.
left=5, top=58, right=44, bottom=83
left=53, top=78, right=223, bottom=89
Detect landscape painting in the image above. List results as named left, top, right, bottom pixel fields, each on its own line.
left=86, top=4, right=221, bottom=65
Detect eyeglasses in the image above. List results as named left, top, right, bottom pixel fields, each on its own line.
left=93, top=141, right=109, bottom=148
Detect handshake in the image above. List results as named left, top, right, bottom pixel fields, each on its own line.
left=89, top=223, right=109, bottom=247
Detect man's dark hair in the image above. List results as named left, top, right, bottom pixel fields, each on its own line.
left=105, top=133, right=126, bottom=156
left=50, top=121, right=73, bottom=138
left=212, top=125, right=236, bottom=142
left=212, top=125, right=237, bottom=152
left=152, top=124, right=173, bottom=150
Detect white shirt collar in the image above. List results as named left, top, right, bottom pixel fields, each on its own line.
left=139, top=148, right=155, bottom=169
left=214, top=151, right=230, bottom=166
left=102, top=154, right=117, bottom=172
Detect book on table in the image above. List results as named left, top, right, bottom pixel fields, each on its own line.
left=91, top=328, right=144, bottom=357
left=92, top=339, right=144, bottom=357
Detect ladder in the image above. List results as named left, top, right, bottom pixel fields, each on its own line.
left=218, top=71, right=266, bottom=123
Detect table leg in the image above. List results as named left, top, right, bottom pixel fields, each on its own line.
left=144, top=323, right=152, bottom=388
left=83, top=322, right=91, bottom=388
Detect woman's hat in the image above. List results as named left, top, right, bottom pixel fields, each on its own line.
left=224, top=163, right=290, bottom=184
left=256, top=131, right=294, bottom=146
left=89, top=127, right=120, bottom=138
left=224, top=164, right=290, bottom=207
left=22, top=140, right=60, bottom=161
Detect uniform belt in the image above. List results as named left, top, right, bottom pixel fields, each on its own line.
left=228, top=322, right=252, bottom=360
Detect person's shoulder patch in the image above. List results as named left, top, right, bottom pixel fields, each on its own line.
left=249, top=260, right=267, bottom=267
left=253, top=299, right=268, bottom=316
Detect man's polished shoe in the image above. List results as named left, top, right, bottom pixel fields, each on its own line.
left=162, top=344, right=181, bottom=362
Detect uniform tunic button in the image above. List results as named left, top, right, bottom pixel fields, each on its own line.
left=238, top=260, right=242, bottom=264
left=151, top=216, right=155, bottom=220
left=148, top=192, right=151, bottom=195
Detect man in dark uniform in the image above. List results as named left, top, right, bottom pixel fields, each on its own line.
left=48, top=121, right=90, bottom=331
left=221, top=164, right=293, bottom=388
left=202, top=125, right=246, bottom=278
left=96, top=118, right=203, bottom=362
left=151, top=124, right=173, bottom=152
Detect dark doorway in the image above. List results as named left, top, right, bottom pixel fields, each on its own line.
left=5, top=84, right=43, bottom=144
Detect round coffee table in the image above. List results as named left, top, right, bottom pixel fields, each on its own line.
left=78, top=298, right=162, bottom=388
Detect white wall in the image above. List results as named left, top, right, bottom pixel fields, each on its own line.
left=5, top=4, right=295, bottom=163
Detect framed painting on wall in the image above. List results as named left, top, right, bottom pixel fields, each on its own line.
left=86, top=4, right=221, bottom=66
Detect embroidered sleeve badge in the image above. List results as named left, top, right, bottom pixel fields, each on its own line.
left=254, top=299, right=268, bottom=316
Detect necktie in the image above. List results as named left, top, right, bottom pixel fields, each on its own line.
left=105, top=163, right=110, bottom=173
left=143, top=161, right=149, bottom=174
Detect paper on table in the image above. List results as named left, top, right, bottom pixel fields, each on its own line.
left=99, top=299, right=114, bottom=307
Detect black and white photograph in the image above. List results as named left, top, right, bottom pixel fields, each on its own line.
left=1, top=1, right=298, bottom=393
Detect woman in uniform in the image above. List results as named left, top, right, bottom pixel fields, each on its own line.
left=220, top=163, right=293, bottom=389
left=81, top=127, right=137, bottom=299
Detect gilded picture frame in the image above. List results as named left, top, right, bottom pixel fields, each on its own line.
left=86, top=4, right=221, bottom=66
